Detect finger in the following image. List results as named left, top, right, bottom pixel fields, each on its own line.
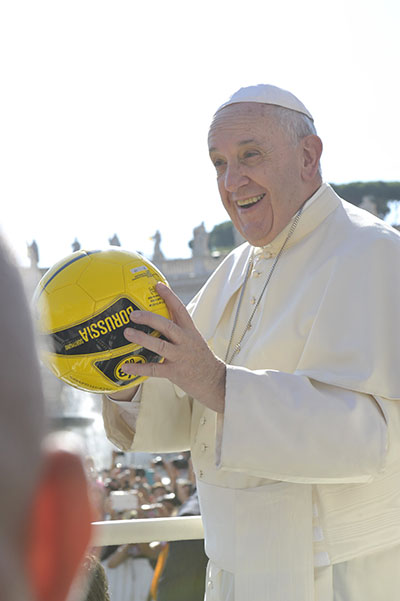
left=155, top=282, right=195, bottom=329
left=121, top=358, right=168, bottom=379
left=124, top=328, right=176, bottom=360
left=128, top=309, right=181, bottom=344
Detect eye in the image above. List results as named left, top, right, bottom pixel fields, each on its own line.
left=242, top=149, right=261, bottom=161
left=211, top=156, right=226, bottom=174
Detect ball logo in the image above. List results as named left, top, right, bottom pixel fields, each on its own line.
left=115, top=355, right=146, bottom=381
left=49, top=297, right=139, bottom=356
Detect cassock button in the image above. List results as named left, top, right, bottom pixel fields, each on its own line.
left=250, top=296, right=256, bottom=305
left=207, top=580, right=214, bottom=590
left=200, top=416, right=207, bottom=425
left=260, top=249, right=272, bottom=259
left=201, top=443, right=208, bottom=452
left=199, top=470, right=204, bottom=478
left=252, top=269, right=262, bottom=278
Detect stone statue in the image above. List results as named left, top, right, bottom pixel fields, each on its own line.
left=27, top=240, right=39, bottom=268
left=109, top=234, right=121, bottom=247
left=152, top=230, right=165, bottom=262
left=72, top=238, right=81, bottom=252
left=192, top=222, right=209, bottom=258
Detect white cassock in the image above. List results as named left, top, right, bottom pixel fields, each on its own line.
left=103, top=184, right=400, bottom=601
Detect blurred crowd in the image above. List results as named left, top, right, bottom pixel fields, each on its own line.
left=85, top=451, right=208, bottom=601
left=88, top=450, right=195, bottom=521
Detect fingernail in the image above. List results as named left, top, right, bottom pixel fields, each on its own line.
left=124, top=328, right=136, bottom=341
left=129, top=311, right=142, bottom=321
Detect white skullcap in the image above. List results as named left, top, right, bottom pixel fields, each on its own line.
left=216, top=84, right=314, bottom=121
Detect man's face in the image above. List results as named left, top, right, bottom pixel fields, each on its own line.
left=208, top=103, right=307, bottom=247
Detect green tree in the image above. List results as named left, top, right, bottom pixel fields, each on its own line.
left=208, top=221, right=235, bottom=253
left=330, top=181, right=400, bottom=218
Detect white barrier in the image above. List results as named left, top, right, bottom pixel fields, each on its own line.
left=91, top=515, right=204, bottom=547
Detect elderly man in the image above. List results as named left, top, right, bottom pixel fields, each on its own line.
left=102, top=85, right=400, bottom=601
left=0, top=236, right=93, bottom=601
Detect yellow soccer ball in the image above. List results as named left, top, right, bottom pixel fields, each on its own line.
left=33, top=248, right=170, bottom=393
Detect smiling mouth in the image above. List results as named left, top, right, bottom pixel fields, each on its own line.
left=236, top=194, right=265, bottom=208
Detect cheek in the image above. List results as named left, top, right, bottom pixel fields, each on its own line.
left=217, top=180, right=229, bottom=208
left=256, top=164, right=275, bottom=188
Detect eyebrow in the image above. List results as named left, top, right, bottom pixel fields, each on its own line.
left=209, top=138, right=258, bottom=153
left=238, top=139, right=257, bottom=146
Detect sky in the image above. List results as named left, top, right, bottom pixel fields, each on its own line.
left=1, top=0, right=399, bottom=269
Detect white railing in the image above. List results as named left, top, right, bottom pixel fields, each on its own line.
left=91, top=515, right=204, bottom=547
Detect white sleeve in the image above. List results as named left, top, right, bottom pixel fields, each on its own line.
left=102, top=377, right=192, bottom=453
left=217, top=366, right=390, bottom=484
left=105, top=386, right=143, bottom=431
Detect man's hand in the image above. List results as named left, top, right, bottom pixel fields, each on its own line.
left=121, top=282, right=226, bottom=413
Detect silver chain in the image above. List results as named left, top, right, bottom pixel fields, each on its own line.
left=224, top=206, right=304, bottom=364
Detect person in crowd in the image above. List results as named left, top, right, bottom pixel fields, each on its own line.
left=151, top=482, right=170, bottom=501
left=80, top=555, right=111, bottom=601
left=98, top=452, right=201, bottom=600
left=84, top=455, right=107, bottom=520
left=0, top=235, right=93, bottom=601
left=102, top=84, right=400, bottom=600
left=101, top=511, right=159, bottom=601
left=152, top=490, right=208, bottom=601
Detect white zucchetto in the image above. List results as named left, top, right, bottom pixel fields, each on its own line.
left=216, top=84, right=314, bottom=121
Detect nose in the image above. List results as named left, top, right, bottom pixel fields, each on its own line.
left=223, top=161, right=249, bottom=193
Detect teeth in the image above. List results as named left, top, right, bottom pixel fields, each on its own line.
left=237, top=194, right=264, bottom=207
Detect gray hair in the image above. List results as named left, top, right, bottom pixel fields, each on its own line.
left=263, top=105, right=322, bottom=176
left=263, top=104, right=318, bottom=143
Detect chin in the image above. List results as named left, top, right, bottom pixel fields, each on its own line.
left=242, top=231, right=273, bottom=247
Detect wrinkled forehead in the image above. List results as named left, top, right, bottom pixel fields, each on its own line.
left=208, top=103, right=284, bottom=151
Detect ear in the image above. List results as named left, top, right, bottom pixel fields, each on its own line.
left=25, top=449, right=94, bottom=601
left=300, top=134, right=323, bottom=181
